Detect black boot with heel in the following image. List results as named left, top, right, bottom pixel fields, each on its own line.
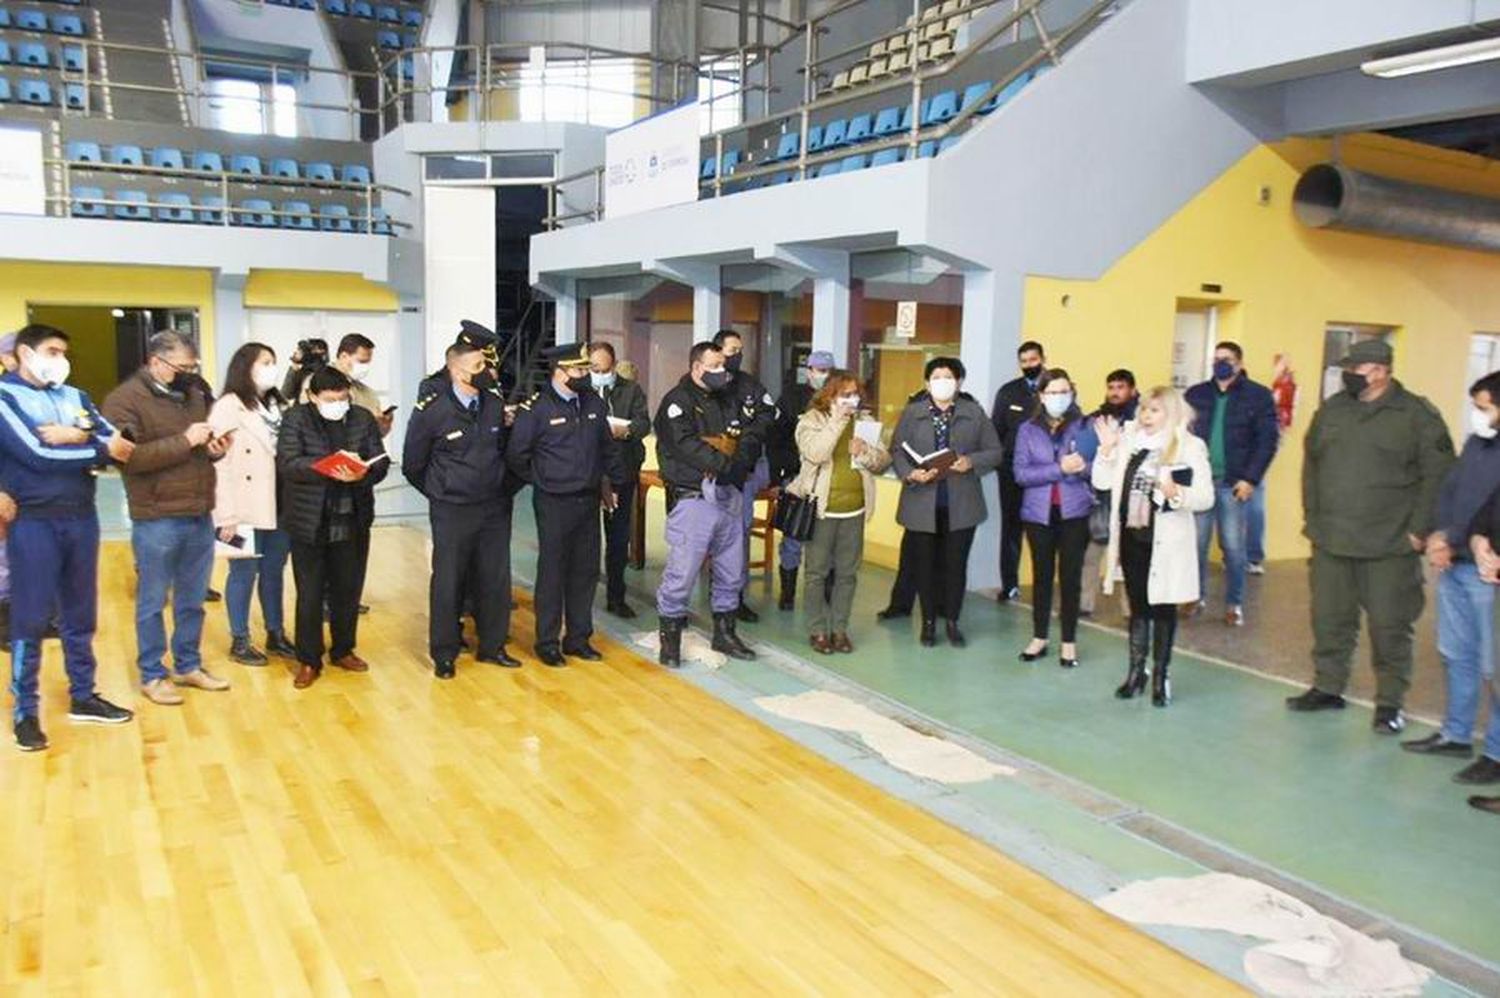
left=1116, top=616, right=1150, bottom=699
left=1151, top=614, right=1177, bottom=707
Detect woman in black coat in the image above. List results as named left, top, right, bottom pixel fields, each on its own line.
left=276, top=366, right=388, bottom=688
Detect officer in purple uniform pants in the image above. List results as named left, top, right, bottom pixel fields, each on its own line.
left=653, top=341, right=761, bottom=667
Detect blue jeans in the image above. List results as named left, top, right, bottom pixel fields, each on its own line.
left=1437, top=563, right=1500, bottom=758
left=9, top=515, right=99, bottom=719
left=225, top=527, right=291, bottom=639
left=131, top=514, right=215, bottom=683
left=1195, top=481, right=1248, bottom=607
left=1245, top=484, right=1266, bottom=565
left=779, top=534, right=803, bottom=571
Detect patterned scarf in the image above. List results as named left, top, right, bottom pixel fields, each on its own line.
left=1125, top=437, right=1165, bottom=530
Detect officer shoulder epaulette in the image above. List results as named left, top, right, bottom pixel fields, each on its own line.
left=517, top=391, right=540, bottom=412
left=413, top=391, right=439, bottom=412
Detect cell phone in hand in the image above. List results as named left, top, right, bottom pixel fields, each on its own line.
left=1170, top=466, right=1194, bottom=487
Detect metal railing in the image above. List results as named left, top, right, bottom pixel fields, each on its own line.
left=540, top=0, right=1116, bottom=227
left=46, top=157, right=412, bottom=234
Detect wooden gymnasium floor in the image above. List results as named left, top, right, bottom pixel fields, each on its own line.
left=0, top=528, right=1241, bottom=995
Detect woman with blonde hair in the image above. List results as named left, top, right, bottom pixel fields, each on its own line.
left=789, top=369, right=891, bottom=654
left=1092, top=386, right=1214, bottom=706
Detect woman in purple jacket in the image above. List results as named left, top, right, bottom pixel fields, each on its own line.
left=1013, top=369, right=1092, bottom=668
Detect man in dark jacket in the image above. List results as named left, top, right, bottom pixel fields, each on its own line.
left=1289, top=339, right=1453, bottom=733
left=589, top=342, right=651, bottom=619
left=713, top=329, right=775, bottom=621
left=1185, top=341, right=1279, bottom=625
left=277, top=366, right=389, bottom=689
left=990, top=340, right=1046, bottom=601
left=404, top=340, right=519, bottom=679
left=1401, top=370, right=1500, bottom=785
left=768, top=350, right=835, bottom=610
left=653, top=341, right=761, bottom=666
left=103, top=331, right=233, bottom=706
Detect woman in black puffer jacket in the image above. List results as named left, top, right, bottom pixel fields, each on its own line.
left=276, top=366, right=389, bottom=688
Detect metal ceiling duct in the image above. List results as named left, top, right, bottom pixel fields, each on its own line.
left=1292, top=162, right=1500, bottom=253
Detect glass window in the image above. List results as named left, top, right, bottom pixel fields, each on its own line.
left=699, top=58, right=744, bottom=135
left=518, top=51, right=641, bottom=128
left=425, top=154, right=489, bottom=180
left=206, top=78, right=298, bottom=137
left=491, top=153, right=554, bottom=179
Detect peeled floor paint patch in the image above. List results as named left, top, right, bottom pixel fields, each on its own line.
left=754, top=690, right=1016, bottom=785
left=1096, top=873, right=1431, bottom=997
left=633, top=630, right=728, bottom=670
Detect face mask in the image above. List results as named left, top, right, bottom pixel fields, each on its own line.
left=1471, top=407, right=1498, bottom=440
left=1043, top=393, right=1074, bottom=418
left=1342, top=371, right=1369, bottom=398
left=1212, top=359, right=1237, bottom=382
left=23, top=349, right=69, bottom=387
left=566, top=372, right=592, bottom=394
left=252, top=363, right=279, bottom=393
left=723, top=353, right=743, bottom=374
left=317, top=399, right=350, bottom=422
left=168, top=371, right=195, bottom=395
left=928, top=377, right=957, bottom=403
left=472, top=369, right=496, bottom=392
left=1021, top=364, right=1044, bottom=381
left=807, top=370, right=829, bottom=390
left=701, top=368, right=730, bottom=392
left=350, top=361, right=372, bottom=382
left=591, top=371, right=616, bottom=391
left=836, top=393, right=860, bottom=412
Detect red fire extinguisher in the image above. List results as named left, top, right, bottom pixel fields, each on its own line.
left=1271, top=353, right=1297, bottom=433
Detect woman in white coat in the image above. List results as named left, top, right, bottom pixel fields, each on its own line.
left=209, top=342, right=294, bottom=665
left=1092, top=386, right=1214, bottom=706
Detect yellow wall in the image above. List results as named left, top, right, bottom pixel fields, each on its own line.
left=243, top=269, right=399, bottom=312
left=1019, top=133, right=1500, bottom=563
left=0, top=262, right=217, bottom=379
left=23, top=305, right=120, bottom=404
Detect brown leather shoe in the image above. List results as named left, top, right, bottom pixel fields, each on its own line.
left=809, top=633, right=833, bottom=655
left=293, top=664, right=320, bottom=689
left=831, top=633, right=853, bottom=654
left=330, top=654, right=369, bottom=673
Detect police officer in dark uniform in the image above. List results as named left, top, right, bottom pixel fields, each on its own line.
left=712, top=329, right=775, bottom=621
left=419, top=320, right=501, bottom=398
left=403, top=339, right=520, bottom=679
left=505, top=342, right=620, bottom=667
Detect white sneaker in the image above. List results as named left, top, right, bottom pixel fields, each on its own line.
left=141, top=678, right=184, bottom=706
left=173, top=668, right=230, bottom=692
left=1246, top=562, right=1266, bottom=576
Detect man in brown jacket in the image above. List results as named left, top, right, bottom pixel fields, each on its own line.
left=102, top=332, right=234, bottom=705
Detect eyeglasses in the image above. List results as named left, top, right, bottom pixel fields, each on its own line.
left=159, top=357, right=201, bottom=376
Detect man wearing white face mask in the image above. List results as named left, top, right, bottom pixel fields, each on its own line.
left=588, top=342, right=650, bottom=618
left=1, top=324, right=136, bottom=750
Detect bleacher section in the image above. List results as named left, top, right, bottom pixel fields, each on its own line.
left=0, top=1, right=94, bottom=114
left=317, top=0, right=425, bottom=140
left=824, top=0, right=981, bottom=94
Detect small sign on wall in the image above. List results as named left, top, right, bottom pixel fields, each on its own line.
left=605, top=103, right=700, bottom=219
left=895, top=300, right=919, bottom=339
left=0, top=127, right=46, bottom=216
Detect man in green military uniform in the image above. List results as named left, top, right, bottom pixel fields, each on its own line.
left=1289, top=339, right=1454, bottom=733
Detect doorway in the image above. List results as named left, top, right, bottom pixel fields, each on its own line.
left=25, top=304, right=200, bottom=403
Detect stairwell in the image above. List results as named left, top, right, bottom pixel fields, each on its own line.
left=93, top=0, right=187, bottom=124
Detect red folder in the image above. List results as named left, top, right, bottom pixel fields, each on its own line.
left=311, top=450, right=388, bottom=479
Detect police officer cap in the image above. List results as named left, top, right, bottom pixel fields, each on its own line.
left=457, top=320, right=498, bottom=350
left=807, top=350, right=836, bottom=370
left=1341, top=339, right=1393, bottom=368
left=541, top=342, right=591, bottom=369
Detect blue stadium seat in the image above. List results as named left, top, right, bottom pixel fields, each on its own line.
left=816, top=160, right=843, bottom=179
left=938, top=134, right=962, bottom=154
left=961, top=81, right=998, bottom=115
left=917, top=140, right=938, bottom=158
left=71, top=185, right=105, bottom=217
left=370, top=206, right=392, bottom=235
left=870, top=147, right=903, bottom=168
left=281, top=200, right=315, bottom=229
left=319, top=203, right=353, bottom=232
left=270, top=158, right=300, bottom=179
left=156, top=192, right=195, bottom=223
left=922, top=89, right=958, bottom=125
left=108, top=145, right=144, bottom=167
left=230, top=154, right=263, bottom=176
left=0, top=11, right=10, bottom=28
left=771, top=131, right=799, bottom=162
left=402, top=32, right=418, bottom=49
left=112, top=190, right=151, bottom=221
left=400, top=55, right=414, bottom=80
left=62, top=44, right=84, bottom=72
left=839, top=154, right=868, bottom=173
left=296, top=0, right=316, bottom=8
left=305, top=161, right=336, bottom=182
left=987, top=70, right=1033, bottom=111
left=899, top=100, right=930, bottom=132
left=64, top=82, right=84, bottom=108
left=325, top=0, right=348, bottom=12
left=821, top=118, right=848, bottom=148
left=340, top=164, right=371, bottom=185
left=16, top=11, right=48, bottom=32
left=192, top=150, right=224, bottom=172
left=65, top=140, right=101, bottom=163
left=17, top=43, right=49, bottom=68
left=198, top=195, right=226, bottom=224
left=235, top=199, right=276, bottom=227
left=721, top=149, right=741, bottom=175
left=52, top=14, right=86, bottom=37
left=377, top=30, right=400, bottom=49
left=699, top=156, right=715, bottom=180
left=401, top=8, right=422, bottom=26
left=872, top=107, right=902, bottom=137
left=351, top=1, right=374, bottom=18
left=700, top=150, right=741, bottom=180
left=377, top=5, right=399, bottom=23
left=17, top=79, right=53, bottom=105
left=844, top=114, right=873, bottom=145
left=150, top=147, right=184, bottom=170
left=805, top=124, right=824, bottom=152
left=0, top=42, right=12, bottom=64
left=0, top=78, right=10, bottom=103
left=770, top=172, right=794, bottom=185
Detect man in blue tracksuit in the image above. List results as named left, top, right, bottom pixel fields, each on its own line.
left=0, top=324, right=136, bottom=751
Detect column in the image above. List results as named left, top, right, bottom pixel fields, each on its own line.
left=643, top=259, right=722, bottom=341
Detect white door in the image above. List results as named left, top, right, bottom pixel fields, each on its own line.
left=1171, top=307, right=1214, bottom=390
left=423, top=186, right=495, bottom=372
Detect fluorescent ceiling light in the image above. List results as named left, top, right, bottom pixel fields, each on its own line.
left=1362, top=35, right=1500, bottom=78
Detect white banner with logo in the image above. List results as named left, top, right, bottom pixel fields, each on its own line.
left=0, top=127, right=46, bottom=216
left=604, top=103, right=700, bottom=219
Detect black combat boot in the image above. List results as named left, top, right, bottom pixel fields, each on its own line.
left=778, top=567, right=798, bottom=611
left=712, top=612, right=756, bottom=660
left=658, top=617, right=686, bottom=668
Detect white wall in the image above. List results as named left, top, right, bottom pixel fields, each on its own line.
left=422, top=186, right=496, bottom=372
